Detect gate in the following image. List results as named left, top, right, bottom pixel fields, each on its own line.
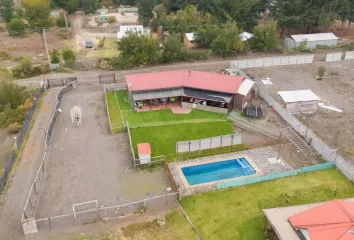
left=47, top=77, right=77, bottom=88
left=72, top=200, right=99, bottom=225
left=99, top=74, right=116, bottom=84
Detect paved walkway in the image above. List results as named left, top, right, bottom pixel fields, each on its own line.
left=0, top=88, right=60, bottom=240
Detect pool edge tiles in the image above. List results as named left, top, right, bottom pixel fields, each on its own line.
left=175, top=154, right=262, bottom=190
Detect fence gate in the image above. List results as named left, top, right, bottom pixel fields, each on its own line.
left=72, top=200, right=99, bottom=225
left=47, top=77, right=77, bottom=88
left=99, top=74, right=116, bottom=84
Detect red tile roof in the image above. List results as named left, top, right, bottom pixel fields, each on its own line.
left=126, top=70, right=244, bottom=94
left=288, top=199, right=354, bottom=240
left=137, top=143, right=151, bottom=154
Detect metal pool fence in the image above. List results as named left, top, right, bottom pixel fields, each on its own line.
left=176, top=134, right=244, bottom=154
left=0, top=86, right=44, bottom=197
left=21, top=81, right=77, bottom=231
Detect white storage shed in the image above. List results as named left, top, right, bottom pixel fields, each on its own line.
left=278, top=90, right=320, bottom=115
left=284, top=33, right=338, bottom=49
left=137, top=143, right=151, bottom=164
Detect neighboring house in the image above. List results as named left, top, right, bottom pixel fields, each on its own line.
left=263, top=199, right=354, bottom=240
left=125, top=70, right=254, bottom=114
left=277, top=90, right=320, bottom=115
left=95, top=15, right=109, bottom=23
left=184, top=33, right=198, bottom=49
left=116, top=25, right=150, bottom=40
left=284, top=33, right=339, bottom=49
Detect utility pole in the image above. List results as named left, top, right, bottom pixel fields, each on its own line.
left=43, top=29, right=52, bottom=72
left=63, top=10, right=69, bottom=28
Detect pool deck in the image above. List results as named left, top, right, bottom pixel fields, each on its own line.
left=168, top=146, right=293, bottom=196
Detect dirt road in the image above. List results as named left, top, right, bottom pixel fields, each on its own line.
left=0, top=88, right=60, bottom=240
left=16, top=59, right=231, bottom=87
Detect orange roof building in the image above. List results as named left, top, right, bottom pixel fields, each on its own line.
left=263, top=199, right=354, bottom=240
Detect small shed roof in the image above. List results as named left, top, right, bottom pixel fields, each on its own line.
left=278, top=90, right=320, bottom=103
left=237, top=79, right=254, bottom=96
left=137, top=143, right=151, bottom=154
left=185, top=33, right=195, bottom=41
left=290, top=33, right=338, bottom=43
left=117, top=25, right=144, bottom=39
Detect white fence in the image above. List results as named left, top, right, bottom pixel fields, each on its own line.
left=325, top=52, right=343, bottom=62
left=254, top=83, right=354, bottom=181
left=345, top=51, right=354, bottom=60
left=230, top=54, right=314, bottom=69
left=176, top=134, right=244, bottom=153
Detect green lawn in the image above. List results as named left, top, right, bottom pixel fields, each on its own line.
left=71, top=210, right=197, bottom=240
left=105, top=92, right=123, bottom=131
left=180, top=168, right=354, bottom=240
left=85, top=37, right=120, bottom=58
left=130, top=121, right=235, bottom=157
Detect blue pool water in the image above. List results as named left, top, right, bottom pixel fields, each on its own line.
left=181, top=158, right=256, bottom=185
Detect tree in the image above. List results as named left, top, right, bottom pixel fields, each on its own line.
left=7, top=18, right=26, bottom=37
left=251, top=21, right=279, bottom=52
left=121, top=0, right=136, bottom=5
left=335, top=0, right=352, bottom=36
left=161, top=34, right=187, bottom=63
left=62, top=48, right=76, bottom=66
left=81, top=0, right=100, bottom=14
left=118, top=33, right=160, bottom=67
left=210, top=23, right=244, bottom=57
left=0, top=0, right=14, bottom=22
left=197, top=0, right=261, bottom=30
left=22, top=0, right=53, bottom=29
left=195, top=25, right=222, bottom=47
left=52, top=0, right=78, bottom=13
left=138, top=0, right=155, bottom=27
left=56, top=11, right=67, bottom=27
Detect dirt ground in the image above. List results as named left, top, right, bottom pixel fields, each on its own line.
left=86, top=12, right=138, bottom=28
left=0, top=28, right=74, bottom=67
left=245, top=60, right=354, bottom=162
left=0, top=130, right=16, bottom=176
left=36, top=85, right=171, bottom=219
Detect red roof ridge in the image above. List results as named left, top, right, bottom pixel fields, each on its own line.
left=335, top=199, right=354, bottom=222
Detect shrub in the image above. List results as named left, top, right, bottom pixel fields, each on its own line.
left=0, top=51, right=11, bottom=61
left=56, top=15, right=67, bottom=28
left=98, top=37, right=106, bottom=48
left=12, top=57, right=33, bottom=78
left=297, top=41, right=312, bottom=53
left=62, top=48, right=76, bottom=67
left=7, top=18, right=26, bottom=37
left=6, top=122, right=22, bottom=134
left=107, top=16, right=116, bottom=23
left=318, top=66, right=326, bottom=80
left=186, top=50, right=209, bottom=61
left=56, top=29, right=72, bottom=39
left=40, top=63, right=51, bottom=74
left=50, top=49, right=60, bottom=64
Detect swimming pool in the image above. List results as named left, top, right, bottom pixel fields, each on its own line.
left=181, top=158, right=256, bottom=185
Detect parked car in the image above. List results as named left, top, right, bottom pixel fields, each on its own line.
left=85, top=40, right=93, bottom=48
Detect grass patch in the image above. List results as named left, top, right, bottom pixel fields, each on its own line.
left=344, top=147, right=354, bottom=156
left=121, top=210, right=197, bottom=239
left=105, top=92, right=123, bottom=125
left=71, top=210, right=197, bottom=240
left=130, top=121, right=234, bottom=157
left=85, top=38, right=120, bottom=59
left=116, top=90, right=133, bottom=111
left=180, top=168, right=354, bottom=240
